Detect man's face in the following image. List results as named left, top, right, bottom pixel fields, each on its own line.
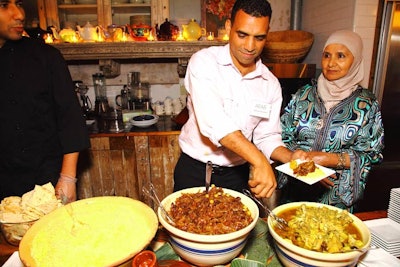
left=225, top=10, right=269, bottom=75
left=0, top=0, right=25, bottom=47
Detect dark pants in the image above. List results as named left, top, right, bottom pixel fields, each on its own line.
left=174, top=153, right=250, bottom=193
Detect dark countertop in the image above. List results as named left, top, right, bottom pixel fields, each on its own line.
left=88, top=115, right=182, bottom=137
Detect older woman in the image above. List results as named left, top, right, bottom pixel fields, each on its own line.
left=278, top=30, right=384, bottom=212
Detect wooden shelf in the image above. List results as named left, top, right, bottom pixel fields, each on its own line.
left=58, top=4, right=97, bottom=9
left=51, top=40, right=227, bottom=60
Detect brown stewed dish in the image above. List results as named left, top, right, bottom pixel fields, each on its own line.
left=169, top=186, right=253, bottom=235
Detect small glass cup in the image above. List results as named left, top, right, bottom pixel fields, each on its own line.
left=207, top=32, right=214, bottom=41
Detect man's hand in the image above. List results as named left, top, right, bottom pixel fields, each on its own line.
left=248, top=163, right=277, bottom=198
left=220, top=130, right=277, bottom=198
left=55, top=174, right=77, bottom=204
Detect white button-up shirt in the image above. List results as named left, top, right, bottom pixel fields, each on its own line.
left=179, top=44, right=285, bottom=166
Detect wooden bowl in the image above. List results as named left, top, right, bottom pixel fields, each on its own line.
left=262, top=30, right=314, bottom=63
left=19, top=197, right=158, bottom=267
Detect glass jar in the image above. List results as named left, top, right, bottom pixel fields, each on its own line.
left=92, top=73, right=107, bottom=101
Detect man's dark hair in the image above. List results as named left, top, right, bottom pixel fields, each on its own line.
left=230, top=0, right=272, bottom=24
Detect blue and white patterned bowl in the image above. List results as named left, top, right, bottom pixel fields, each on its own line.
left=267, top=202, right=371, bottom=267
left=158, top=187, right=259, bottom=266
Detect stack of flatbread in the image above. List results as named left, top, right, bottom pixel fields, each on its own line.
left=0, top=182, right=62, bottom=223
left=0, top=183, right=62, bottom=245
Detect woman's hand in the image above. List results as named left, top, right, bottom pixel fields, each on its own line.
left=291, top=149, right=308, bottom=161
left=319, top=174, right=337, bottom=188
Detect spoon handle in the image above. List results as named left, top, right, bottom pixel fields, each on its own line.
left=242, top=189, right=288, bottom=229
left=205, top=161, right=212, bottom=193
left=142, top=183, right=176, bottom=225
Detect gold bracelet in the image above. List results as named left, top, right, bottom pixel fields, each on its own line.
left=336, top=152, right=346, bottom=169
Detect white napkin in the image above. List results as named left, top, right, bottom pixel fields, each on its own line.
left=358, top=248, right=400, bottom=267
left=2, top=251, right=24, bottom=267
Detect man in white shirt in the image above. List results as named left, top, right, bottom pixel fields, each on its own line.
left=174, top=0, right=304, bottom=198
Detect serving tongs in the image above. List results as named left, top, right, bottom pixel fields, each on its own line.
left=242, top=189, right=288, bottom=230
left=57, top=189, right=88, bottom=235
left=142, top=183, right=176, bottom=226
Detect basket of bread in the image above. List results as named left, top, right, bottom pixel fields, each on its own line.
left=0, top=183, right=62, bottom=246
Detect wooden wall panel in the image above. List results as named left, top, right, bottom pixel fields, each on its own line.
left=77, top=133, right=180, bottom=212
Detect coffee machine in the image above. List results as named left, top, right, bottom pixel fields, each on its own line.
left=131, top=72, right=151, bottom=111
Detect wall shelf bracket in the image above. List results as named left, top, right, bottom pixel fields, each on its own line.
left=99, top=59, right=121, bottom=78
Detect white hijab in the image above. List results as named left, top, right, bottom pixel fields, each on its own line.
left=317, top=30, right=365, bottom=111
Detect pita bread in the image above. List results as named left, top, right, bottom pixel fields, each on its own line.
left=0, top=183, right=61, bottom=223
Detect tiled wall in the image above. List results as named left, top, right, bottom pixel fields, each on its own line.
left=302, top=0, right=379, bottom=88
left=269, top=0, right=291, bottom=31
left=68, top=61, right=181, bottom=106
left=353, top=0, right=380, bottom=88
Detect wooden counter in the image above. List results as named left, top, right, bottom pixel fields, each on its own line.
left=77, top=131, right=181, bottom=208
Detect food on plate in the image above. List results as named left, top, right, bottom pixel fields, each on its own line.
left=0, top=183, right=62, bottom=245
left=169, top=186, right=252, bottom=235
left=274, top=204, right=364, bottom=253
left=290, top=160, right=317, bottom=176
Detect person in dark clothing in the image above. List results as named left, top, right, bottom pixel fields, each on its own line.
left=0, top=0, right=90, bottom=202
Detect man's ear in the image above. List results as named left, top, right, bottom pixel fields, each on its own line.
left=225, top=19, right=231, bottom=35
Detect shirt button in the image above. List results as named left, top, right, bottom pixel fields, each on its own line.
left=10, top=99, right=17, bottom=105
left=9, top=73, right=14, bottom=79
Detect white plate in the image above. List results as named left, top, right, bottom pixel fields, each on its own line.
left=364, top=218, right=400, bottom=244
left=275, top=160, right=335, bottom=185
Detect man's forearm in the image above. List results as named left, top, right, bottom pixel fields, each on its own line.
left=219, top=130, right=269, bottom=167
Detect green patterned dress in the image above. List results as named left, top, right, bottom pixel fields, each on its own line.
left=278, top=83, right=384, bottom=212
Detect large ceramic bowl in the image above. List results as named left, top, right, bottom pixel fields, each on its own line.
left=158, top=187, right=259, bottom=266
left=267, top=202, right=371, bottom=267
left=19, top=196, right=158, bottom=267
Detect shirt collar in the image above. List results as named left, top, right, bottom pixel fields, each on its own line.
left=216, top=44, right=271, bottom=80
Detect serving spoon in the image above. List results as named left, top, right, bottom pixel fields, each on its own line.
left=342, top=245, right=378, bottom=253
left=242, top=189, right=288, bottom=229
left=142, top=183, right=176, bottom=226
